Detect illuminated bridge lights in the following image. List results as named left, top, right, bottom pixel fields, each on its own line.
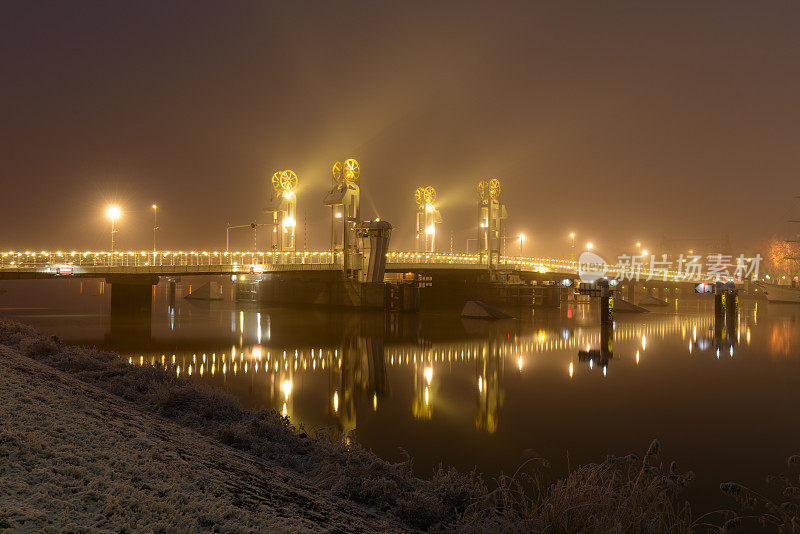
left=0, top=249, right=729, bottom=282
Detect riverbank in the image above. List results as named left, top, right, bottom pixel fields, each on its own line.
left=0, top=319, right=729, bottom=532
left=0, top=340, right=413, bottom=532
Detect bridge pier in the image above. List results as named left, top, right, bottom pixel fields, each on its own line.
left=106, top=275, right=159, bottom=341
left=167, top=277, right=178, bottom=305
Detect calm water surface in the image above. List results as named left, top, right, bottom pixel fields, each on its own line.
left=3, top=277, right=799, bottom=510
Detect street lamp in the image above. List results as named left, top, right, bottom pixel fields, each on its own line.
left=106, top=205, right=121, bottom=263
left=152, top=204, right=158, bottom=253
left=569, top=232, right=575, bottom=263
left=518, top=233, right=525, bottom=256
left=586, top=242, right=594, bottom=251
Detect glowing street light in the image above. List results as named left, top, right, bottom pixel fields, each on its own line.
left=569, top=232, right=576, bottom=265
left=106, top=205, right=121, bottom=260
left=152, top=204, right=159, bottom=253
left=586, top=242, right=594, bottom=251
left=518, top=233, right=525, bottom=256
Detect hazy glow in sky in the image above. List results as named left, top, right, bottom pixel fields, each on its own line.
left=1, top=1, right=797, bottom=254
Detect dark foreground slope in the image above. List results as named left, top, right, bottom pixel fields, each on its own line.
left=0, top=343, right=413, bottom=533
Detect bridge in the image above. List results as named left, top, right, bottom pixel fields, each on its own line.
left=0, top=249, right=700, bottom=282
left=0, top=158, right=733, bottom=313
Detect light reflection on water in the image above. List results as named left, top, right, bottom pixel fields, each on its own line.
left=1, top=278, right=799, bottom=511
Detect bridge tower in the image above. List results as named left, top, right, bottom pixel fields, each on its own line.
left=264, top=170, right=298, bottom=252
left=477, top=178, right=507, bottom=270
left=414, top=186, right=442, bottom=253
left=323, top=159, right=361, bottom=276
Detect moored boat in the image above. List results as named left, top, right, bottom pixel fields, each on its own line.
left=754, top=282, right=800, bottom=303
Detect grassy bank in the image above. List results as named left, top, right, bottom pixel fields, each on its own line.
left=2, top=319, right=795, bottom=532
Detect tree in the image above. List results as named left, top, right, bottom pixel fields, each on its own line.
left=764, top=236, right=800, bottom=279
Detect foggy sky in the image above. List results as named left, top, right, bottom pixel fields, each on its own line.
left=1, top=1, right=798, bottom=257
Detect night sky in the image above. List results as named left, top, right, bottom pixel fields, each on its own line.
left=2, top=1, right=798, bottom=256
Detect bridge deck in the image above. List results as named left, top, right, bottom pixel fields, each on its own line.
left=0, top=250, right=717, bottom=284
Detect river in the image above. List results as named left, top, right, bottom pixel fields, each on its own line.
left=2, top=276, right=798, bottom=512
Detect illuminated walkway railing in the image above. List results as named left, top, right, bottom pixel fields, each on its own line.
left=0, top=250, right=341, bottom=269
left=384, top=252, right=712, bottom=282
left=0, top=249, right=717, bottom=282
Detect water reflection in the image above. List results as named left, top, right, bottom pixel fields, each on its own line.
left=117, top=305, right=728, bottom=437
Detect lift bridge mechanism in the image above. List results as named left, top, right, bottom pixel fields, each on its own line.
left=477, top=178, right=507, bottom=271
left=319, top=158, right=391, bottom=282
left=414, top=186, right=442, bottom=253
left=264, top=170, right=298, bottom=252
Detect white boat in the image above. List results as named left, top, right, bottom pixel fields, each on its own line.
left=754, top=282, right=800, bottom=303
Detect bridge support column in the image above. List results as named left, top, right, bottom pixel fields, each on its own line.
left=167, top=277, right=178, bottom=306
left=626, top=282, right=635, bottom=304
left=106, top=275, right=160, bottom=342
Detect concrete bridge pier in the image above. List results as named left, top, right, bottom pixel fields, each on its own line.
left=625, top=282, right=635, bottom=304
left=167, top=277, right=178, bottom=305
left=106, top=275, right=160, bottom=342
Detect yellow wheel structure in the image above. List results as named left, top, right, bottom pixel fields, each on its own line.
left=280, top=170, right=298, bottom=191
left=332, top=161, right=344, bottom=184
left=414, top=187, right=425, bottom=205
left=489, top=178, right=501, bottom=200
left=424, top=186, right=437, bottom=204
left=343, top=158, right=360, bottom=182
left=332, top=158, right=360, bottom=184
left=271, top=171, right=283, bottom=191
left=477, top=180, right=489, bottom=200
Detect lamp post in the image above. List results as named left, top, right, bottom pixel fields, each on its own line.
left=518, top=233, right=525, bottom=257
left=106, top=205, right=121, bottom=265
left=152, top=204, right=159, bottom=253
left=569, top=232, right=575, bottom=264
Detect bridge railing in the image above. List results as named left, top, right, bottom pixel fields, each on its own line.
left=385, top=252, right=579, bottom=273
left=0, top=250, right=342, bottom=269
left=0, top=249, right=715, bottom=282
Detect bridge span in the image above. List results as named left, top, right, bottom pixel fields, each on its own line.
left=0, top=249, right=719, bottom=316
left=0, top=249, right=701, bottom=282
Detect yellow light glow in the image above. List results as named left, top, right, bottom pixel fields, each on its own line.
left=281, top=379, right=292, bottom=401
left=106, top=205, right=121, bottom=221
